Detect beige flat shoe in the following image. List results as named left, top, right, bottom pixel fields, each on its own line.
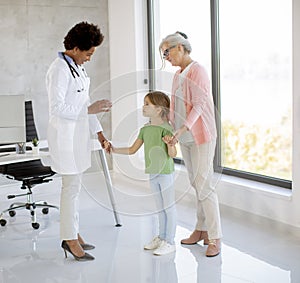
left=181, top=230, right=209, bottom=245
left=206, top=239, right=221, bottom=257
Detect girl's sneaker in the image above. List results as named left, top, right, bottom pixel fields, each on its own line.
left=153, top=240, right=176, bottom=256
left=144, top=236, right=162, bottom=250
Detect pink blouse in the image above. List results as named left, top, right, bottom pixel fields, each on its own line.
left=169, top=62, right=217, bottom=145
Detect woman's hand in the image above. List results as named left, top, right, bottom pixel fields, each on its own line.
left=170, top=125, right=188, bottom=144
left=162, top=135, right=174, bottom=145
left=88, top=99, right=112, bottom=114
left=164, top=125, right=188, bottom=146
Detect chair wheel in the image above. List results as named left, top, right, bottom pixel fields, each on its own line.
left=42, top=208, right=49, bottom=214
left=0, top=219, right=7, bottom=226
left=9, top=211, right=16, bottom=217
left=32, top=222, right=40, bottom=229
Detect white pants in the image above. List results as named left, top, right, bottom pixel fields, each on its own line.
left=60, top=174, right=82, bottom=240
left=180, top=139, right=222, bottom=240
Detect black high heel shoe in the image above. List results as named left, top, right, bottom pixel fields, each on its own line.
left=77, top=234, right=95, bottom=250
left=61, top=240, right=95, bottom=261
left=80, top=243, right=95, bottom=250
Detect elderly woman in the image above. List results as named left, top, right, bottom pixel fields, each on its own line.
left=159, top=31, right=222, bottom=257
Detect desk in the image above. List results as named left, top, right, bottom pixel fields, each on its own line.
left=0, top=140, right=121, bottom=227
left=0, top=151, right=47, bottom=166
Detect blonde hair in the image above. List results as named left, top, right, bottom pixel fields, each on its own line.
left=145, top=91, right=170, bottom=121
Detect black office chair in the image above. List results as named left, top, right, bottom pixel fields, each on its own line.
left=0, top=101, right=58, bottom=229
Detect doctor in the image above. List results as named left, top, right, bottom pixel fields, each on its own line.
left=46, top=22, right=111, bottom=261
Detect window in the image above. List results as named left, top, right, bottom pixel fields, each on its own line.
left=149, top=0, right=292, bottom=188
left=218, top=0, right=292, bottom=187
left=148, top=0, right=211, bottom=159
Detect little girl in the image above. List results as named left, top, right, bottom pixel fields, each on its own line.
left=105, top=91, right=177, bottom=256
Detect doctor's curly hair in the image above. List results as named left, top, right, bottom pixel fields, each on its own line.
left=63, top=21, right=104, bottom=51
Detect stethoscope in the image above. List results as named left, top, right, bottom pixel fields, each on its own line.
left=62, top=53, right=87, bottom=92
left=62, top=53, right=80, bottom=78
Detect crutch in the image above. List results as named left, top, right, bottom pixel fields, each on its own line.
left=98, top=148, right=122, bottom=227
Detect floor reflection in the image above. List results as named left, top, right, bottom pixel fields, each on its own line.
left=0, top=174, right=299, bottom=283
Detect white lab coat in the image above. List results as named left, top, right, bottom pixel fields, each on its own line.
left=46, top=53, right=102, bottom=174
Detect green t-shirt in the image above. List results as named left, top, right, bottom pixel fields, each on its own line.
left=138, top=122, right=174, bottom=174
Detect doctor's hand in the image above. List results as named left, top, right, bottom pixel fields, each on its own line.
left=103, top=140, right=113, bottom=154
left=97, top=131, right=112, bottom=153
left=88, top=99, right=112, bottom=114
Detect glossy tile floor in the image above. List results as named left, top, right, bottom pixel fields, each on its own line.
left=0, top=172, right=300, bottom=283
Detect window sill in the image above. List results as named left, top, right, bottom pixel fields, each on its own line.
left=174, top=163, right=292, bottom=201
left=218, top=174, right=292, bottom=201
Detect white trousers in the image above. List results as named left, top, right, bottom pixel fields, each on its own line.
left=60, top=174, right=82, bottom=240
left=180, top=139, right=222, bottom=240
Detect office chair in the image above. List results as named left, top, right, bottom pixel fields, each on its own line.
left=0, top=101, right=58, bottom=229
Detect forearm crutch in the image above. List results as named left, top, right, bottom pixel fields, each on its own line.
left=98, top=148, right=122, bottom=227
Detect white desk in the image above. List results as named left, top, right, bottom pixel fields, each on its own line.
left=0, top=140, right=49, bottom=165
left=0, top=140, right=121, bottom=226
left=0, top=151, right=48, bottom=166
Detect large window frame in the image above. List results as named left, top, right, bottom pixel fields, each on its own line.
left=147, top=0, right=292, bottom=189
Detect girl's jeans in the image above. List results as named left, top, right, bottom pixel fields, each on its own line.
left=149, top=173, right=176, bottom=244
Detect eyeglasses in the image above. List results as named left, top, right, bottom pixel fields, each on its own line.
left=162, top=45, right=176, bottom=59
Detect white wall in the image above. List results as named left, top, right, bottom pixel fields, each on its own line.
left=291, top=0, right=300, bottom=227
left=108, top=0, right=300, bottom=232
left=108, top=0, right=150, bottom=180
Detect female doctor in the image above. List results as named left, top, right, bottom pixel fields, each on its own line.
left=46, top=22, right=111, bottom=261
